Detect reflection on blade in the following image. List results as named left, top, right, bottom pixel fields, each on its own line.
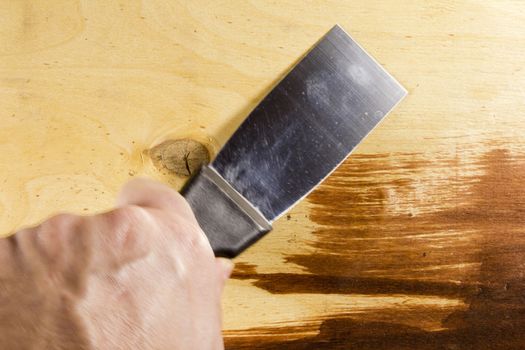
left=211, top=25, right=407, bottom=222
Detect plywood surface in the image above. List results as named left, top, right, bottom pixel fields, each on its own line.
left=1, top=1, right=524, bottom=348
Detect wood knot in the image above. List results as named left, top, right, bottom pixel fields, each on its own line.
left=149, top=139, right=210, bottom=177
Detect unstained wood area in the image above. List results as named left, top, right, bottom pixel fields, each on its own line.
left=1, top=1, right=524, bottom=349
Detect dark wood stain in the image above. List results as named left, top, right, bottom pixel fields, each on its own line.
left=234, top=272, right=477, bottom=297
left=231, top=262, right=258, bottom=277
left=227, top=147, right=525, bottom=349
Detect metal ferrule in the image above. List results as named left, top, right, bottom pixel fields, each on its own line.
left=181, top=165, right=272, bottom=258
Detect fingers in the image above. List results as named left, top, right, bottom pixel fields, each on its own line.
left=117, top=178, right=194, bottom=219
left=16, top=214, right=80, bottom=273
left=83, top=205, right=157, bottom=272
left=34, top=213, right=80, bottom=264
left=14, top=214, right=88, bottom=293
left=17, top=206, right=158, bottom=281
left=15, top=179, right=215, bottom=290
left=117, top=177, right=208, bottom=246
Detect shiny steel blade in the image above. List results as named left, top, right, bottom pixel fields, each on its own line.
left=210, top=25, right=407, bottom=222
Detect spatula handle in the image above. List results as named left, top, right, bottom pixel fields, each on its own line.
left=181, top=166, right=272, bottom=258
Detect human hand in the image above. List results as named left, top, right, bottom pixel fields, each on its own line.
left=0, top=178, right=233, bottom=349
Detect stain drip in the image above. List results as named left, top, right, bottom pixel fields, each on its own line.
left=149, top=139, right=210, bottom=177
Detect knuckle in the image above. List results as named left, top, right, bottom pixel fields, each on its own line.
left=105, top=206, right=147, bottom=235
left=109, top=205, right=146, bottom=226
left=175, top=222, right=211, bottom=253
left=18, top=214, right=85, bottom=278
left=41, top=213, right=78, bottom=234
left=100, top=205, right=151, bottom=252
left=37, top=213, right=81, bottom=251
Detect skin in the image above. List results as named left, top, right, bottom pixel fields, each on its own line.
left=0, top=178, right=233, bottom=349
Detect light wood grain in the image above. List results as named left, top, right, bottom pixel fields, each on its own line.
left=1, top=1, right=525, bottom=348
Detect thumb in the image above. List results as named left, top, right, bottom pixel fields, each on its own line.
left=216, top=258, right=234, bottom=286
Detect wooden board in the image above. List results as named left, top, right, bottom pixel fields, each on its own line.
left=1, top=1, right=524, bottom=348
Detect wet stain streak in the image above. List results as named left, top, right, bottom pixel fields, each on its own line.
left=227, top=147, right=525, bottom=349
left=233, top=272, right=477, bottom=297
